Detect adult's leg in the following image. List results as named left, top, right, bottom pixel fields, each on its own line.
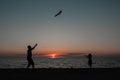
left=31, top=59, right=34, bottom=69
left=27, top=59, right=34, bottom=69
left=27, top=62, right=31, bottom=68
left=27, top=59, right=31, bottom=68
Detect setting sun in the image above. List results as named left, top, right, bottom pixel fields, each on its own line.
left=43, top=51, right=65, bottom=59
left=45, top=52, right=63, bottom=59
left=51, top=54, right=56, bottom=58
left=45, top=53, right=57, bottom=58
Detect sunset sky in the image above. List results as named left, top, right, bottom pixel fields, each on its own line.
left=0, top=0, right=120, bottom=56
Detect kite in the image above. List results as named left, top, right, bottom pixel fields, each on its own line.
left=54, top=10, right=62, bottom=17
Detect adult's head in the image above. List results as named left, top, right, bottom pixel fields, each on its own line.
left=27, top=45, right=31, bottom=49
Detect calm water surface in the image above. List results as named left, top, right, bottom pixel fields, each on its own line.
left=0, top=56, right=120, bottom=68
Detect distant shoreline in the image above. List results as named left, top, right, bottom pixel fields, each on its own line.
left=0, top=68, right=120, bottom=80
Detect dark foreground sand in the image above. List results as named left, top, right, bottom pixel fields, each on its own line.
left=0, top=68, right=120, bottom=80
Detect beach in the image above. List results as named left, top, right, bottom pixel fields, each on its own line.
left=0, top=68, right=120, bottom=80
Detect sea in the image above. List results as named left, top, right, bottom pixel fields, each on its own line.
left=0, top=56, right=120, bottom=68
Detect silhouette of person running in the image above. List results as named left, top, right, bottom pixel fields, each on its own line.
left=27, top=43, right=37, bottom=69
left=87, top=53, right=92, bottom=68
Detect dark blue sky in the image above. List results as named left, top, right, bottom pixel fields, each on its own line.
left=0, top=0, right=120, bottom=55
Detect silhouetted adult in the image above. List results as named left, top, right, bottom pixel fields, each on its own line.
left=27, top=43, right=37, bottom=69
left=87, top=53, right=92, bottom=68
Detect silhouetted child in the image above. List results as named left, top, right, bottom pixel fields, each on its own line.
left=27, top=43, right=37, bottom=69
left=87, top=53, right=92, bottom=68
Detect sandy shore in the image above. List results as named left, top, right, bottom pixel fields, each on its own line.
left=0, top=68, right=120, bottom=80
